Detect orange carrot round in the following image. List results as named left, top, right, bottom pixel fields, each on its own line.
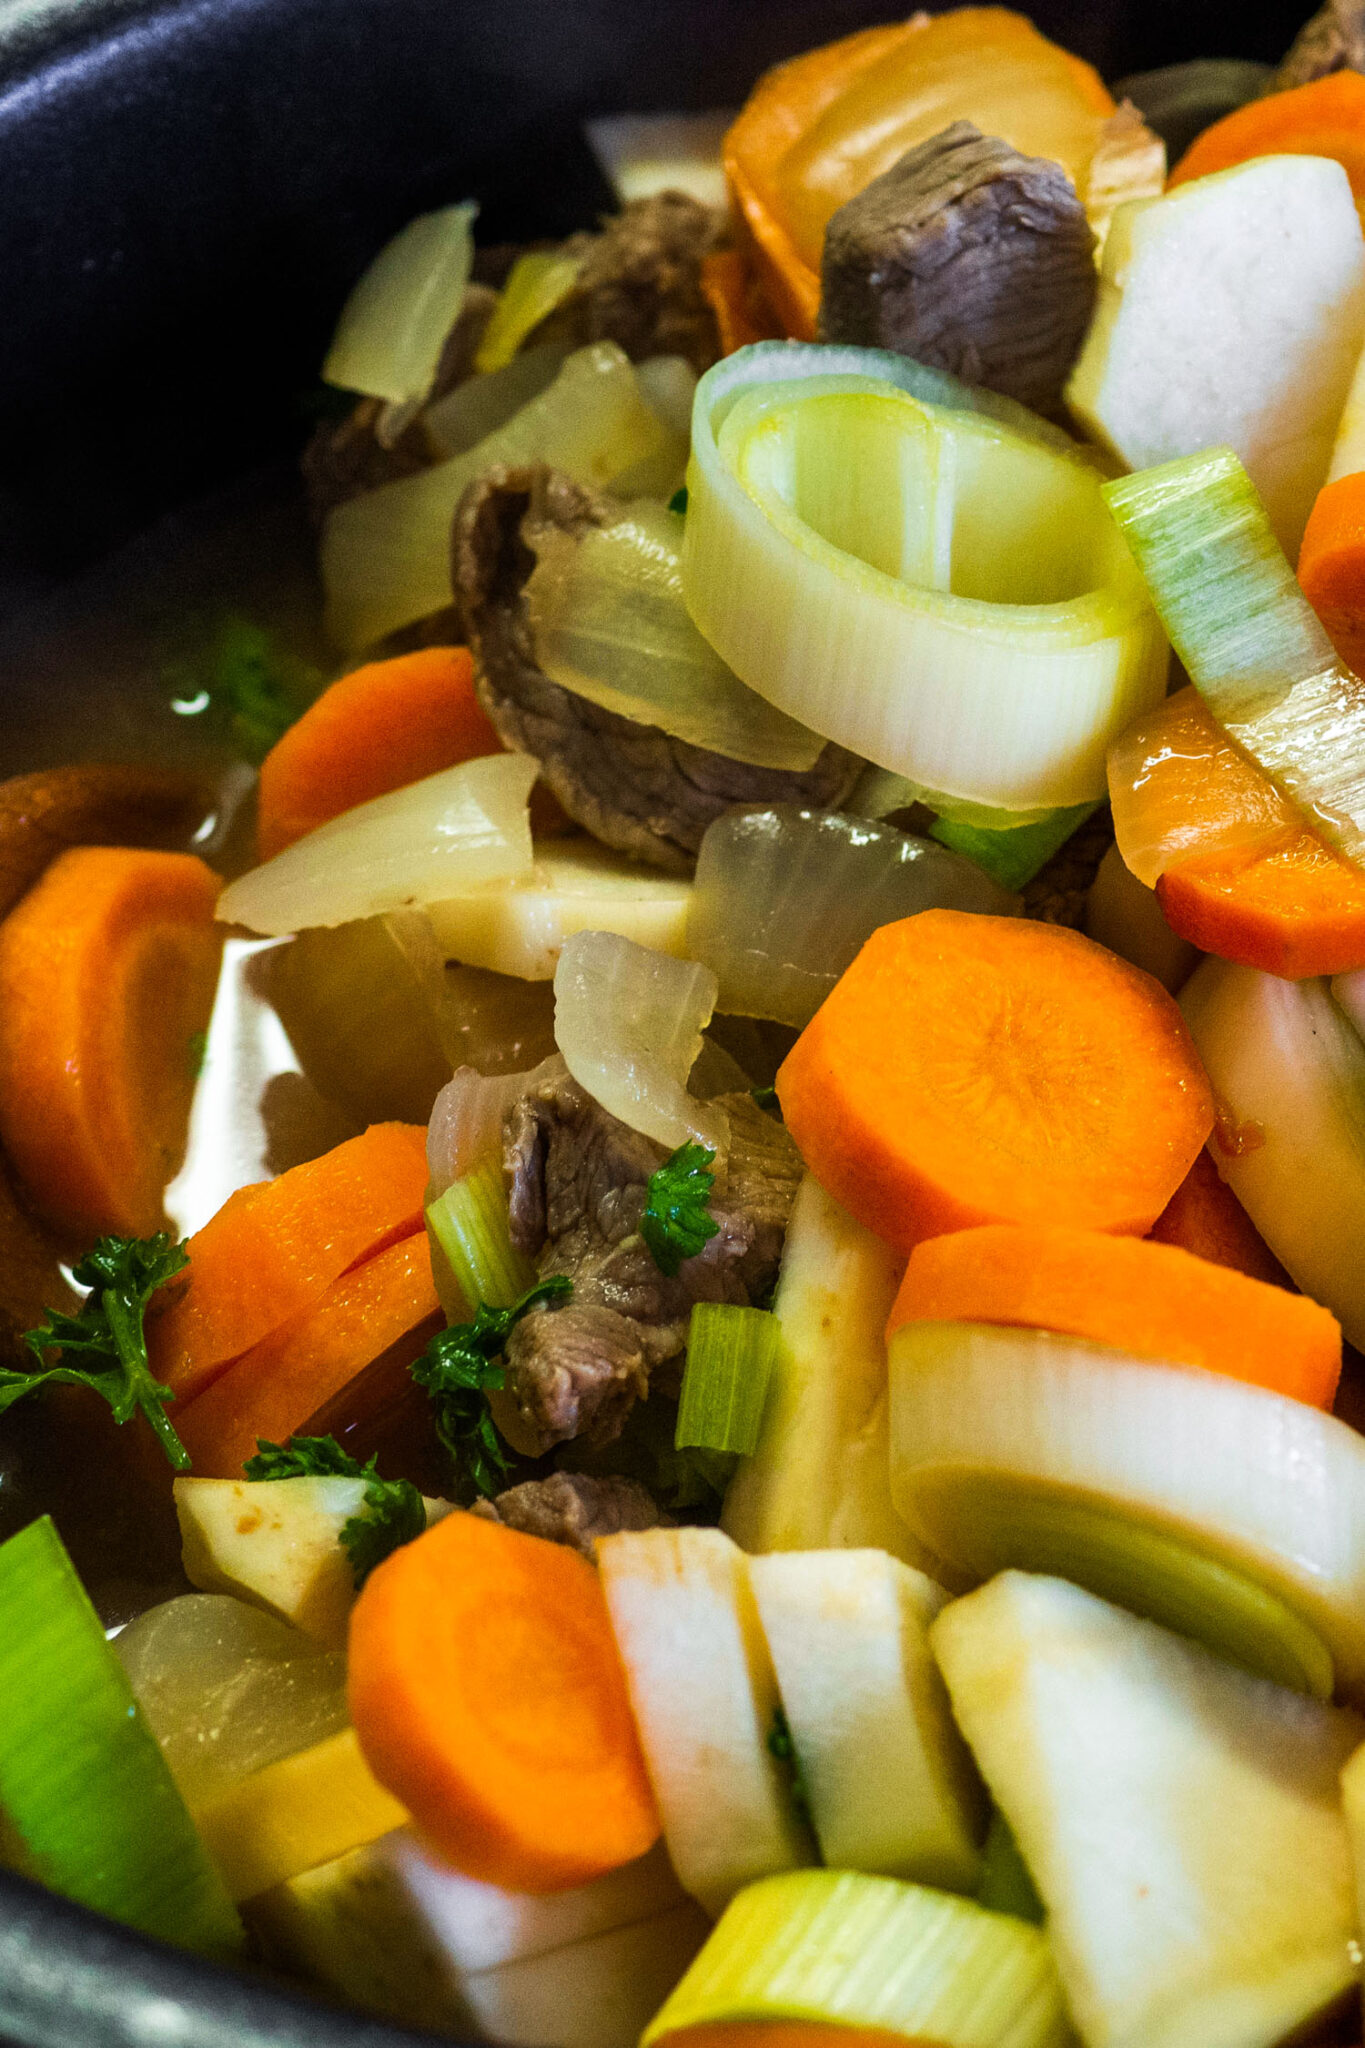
left=1146, top=1148, right=1294, bottom=1290
left=1298, top=470, right=1365, bottom=675
left=0, top=846, right=222, bottom=1241
left=699, top=251, right=782, bottom=355
left=256, top=647, right=500, bottom=860
left=775, top=910, right=1215, bottom=1253
left=1170, top=71, right=1365, bottom=215
left=1156, top=833, right=1365, bottom=979
left=349, top=1511, right=661, bottom=1891
left=887, top=1223, right=1341, bottom=1408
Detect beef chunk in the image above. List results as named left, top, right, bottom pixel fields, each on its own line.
left=452, top=465, right=862, bottom=872
left=1272, top=0, right=1365, bottom=88
left=819, top=122, right=1097, bottom=416
left=546, top=193, right=725, bottom=373
left=499, top=1069, right=801, bottom=1450
left=470, top=1472, right=666, bottom=1557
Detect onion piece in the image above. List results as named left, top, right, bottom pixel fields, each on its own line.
left=523, top=503, right=825, bottom=772
left=681, top=346, right=1167, bottom=811
left=322, top=343, right=688, bottom=652
left=322, top=202, right=477, bottom=407
left=553, top=931, right=725, bottom=1153
left=422, top=343, right=570, bottom=459
left=217, top=754, right=536, bottom=937
left=1107, top=685, right=1295, bottom=889
left=1179, top=957, right=1365, bottom=1349
left=473, top=251, right=583, bottom=376
left=686, top=807, right=1013, bottom=1029
left=586, top=109, right=732, bottom=211
left=426, top=1053, right=567, bottom=1198
left=632, top=356, right=699, bottom=442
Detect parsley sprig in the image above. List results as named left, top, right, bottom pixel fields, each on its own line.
left=639, top=1143, right=720, bottom=1278
left=410, top=1275, right=572, bottom=1498
left=6, top=1235, right=191, bottom=1468
left=244, top=1434, right=426, bottom=1586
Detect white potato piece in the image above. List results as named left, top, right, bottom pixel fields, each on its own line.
left=1067, top=156, right=1365, bottom=552
left=748, top=1548, right=983, bottom=1890
left=597, top=1526, right=813, bottom=1915
left=1338, top=1741, right=1365, bottom=2011
left=425, top=840, right=693, bottom=979
left=933, top=1573, right=1362, bottom=2048
left=175, top=1477, right=451, bottom=1649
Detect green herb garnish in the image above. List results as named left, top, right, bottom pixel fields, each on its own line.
left=186, top=1028, right=209, bottom=1079
left=410, top=1276, right=572, bottom=1499
left=767, top=1704, right=813, bottom=1829
left=640, top=1143, right=720, bottom=1278
left=164, top=614, right=322, bottom=765
left=668, top=486, right=689, bottom=516
left=7, top=1235, right=190, bottom=1469
left=750, top=1084, right=781, bottom=1115
left=244, top=1433, right=426, bottom=1587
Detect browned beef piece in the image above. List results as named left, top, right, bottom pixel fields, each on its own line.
left=545, top=192, right=725, bottom=373
left=452, top=465, right=862, bottom=872
left=819, top=122, right=1097, bottom=417
left=1271, top=0, right=1365, bottom=87
left=470, top=1472, right=667, bottom=1556
left=499, top=1070, right=801, bottom=1451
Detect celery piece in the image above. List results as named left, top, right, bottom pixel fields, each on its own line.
left=977, top=1812, right=1045, bottom=1926
left=0, top=1516, right=243, bottom=1958
left=474, top=251, right=583, bottom=375
left=426, top=1157, right=535, bottom=1313
left=929, top=802, right=1098, bottom=892
left=676, top=1304, right=780, bottom=1457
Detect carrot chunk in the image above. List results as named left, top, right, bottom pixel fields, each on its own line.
left=256, top=647, right=500, bottom=860
left=1147, top=1148, right=1294, bottom=1290
left=1298, top=470, right=1365, bottom=676
left=147, top=1123, right=429, bottom=1405
left=176, top=1230, right=441, bottom=1476
left=1170, top=72, right=1365, bottom=219
left=888, top=1222, right=1340, bottom=1408
left=348, top=1511, right=661, bottom=1891
left=0, top=847, right=222, bottom=1242
left=699, top=250, right=782, bottom=355
left=775, top=910, right=1214, bottom=1253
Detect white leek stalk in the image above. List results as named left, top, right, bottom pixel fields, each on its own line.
left=1180, top=957, right=1365, bottom=1347
left=322, top=202, right=477, bottom=407
left=553, top=930, right=724, bottom=1153
left=322, top=344, right=687, bottom=652
left=641, top=1868, right=1070, bottom=2048
left=217, top=754, right=536, bottom=936
left=889, top=1320, right=1365, bottom=1700
left=523, top=504, right=824, bottom=771
left=473, top=252, right=582, bottom=375
left=1104, top=448, right=1365, bottom=868
left=686, top=806, right=1013, bottom=1028
left=682, top=344, right=1168, bottom=811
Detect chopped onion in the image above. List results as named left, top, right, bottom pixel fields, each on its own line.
left=523, top=503, right=825, bottom=772
left=553, top=930, right=725, bottom=1153
left=889, top=1320, right=1365, bottom=1699
left=1180, top=957, right=1365, bottom=1349
left=426, top=1052, right=566, bottom=1197
left=322, top=343, right=687, bottom=652
left=681, top=344, right=1168, bottom=811
left=686, top=807, right=1013, bottom=1029
left=632, top=356, right=699, bottom=441
left=425, top=839, right=694, bottom=981
left=423, top=342, right=570, bottom=458
left=217, top=754, right=536, bottom=936
left=474, top=251, right=583, bottom=375
left=322, top=202, right=477, bottom=407
left=1104, top=448, right=1365, bottom=868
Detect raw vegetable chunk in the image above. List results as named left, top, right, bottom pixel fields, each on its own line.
left=776, top=911, right=1214, bottom=1254
left=597, top=1525, right=813, bottom=1915
left=932, top=1573, right=1362, bottom=2048
left=748, top=1549, right=984, bottom=1889
left=1066, top=155, right=1365, bottom=552
left=0, top=1516, right=243, bottom=1958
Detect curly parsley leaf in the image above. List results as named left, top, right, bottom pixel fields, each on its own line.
left=244, top=1433, right=426, bottom=1587
left=767, top=1704, right=813, bottom=1829
left=243, top=1433, right=365, bottom=1481
left=411, top=1275, right=573, bottom=1500
left=6, top=1235, right=191, bottom=1468
left=639, top=1143, right=720, bottom=1278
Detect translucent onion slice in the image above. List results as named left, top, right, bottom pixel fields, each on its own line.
left=473, top=251, right=583, bottom=375
left=523, top=503, right=825, bottom=772
left=553, top=930, right=724, bottom=1153
left=322, top=343, right=687, bottom=652
left=217, top=753, right=536, bottom=936
left=888, top=1320, right=1365, bottom=1699
left=426, top=1052, right=567, bottom=1198
left=1179, top=957, right=1365, bottom=1348
left=686, top=806, right=1013, bottom=1028
left=1104, top=448, right=1365, bottom=868
left=682, top=345, right=1168, bottom=811
left=423, top=342, right=570, bottom=458
left=322, top=202, right=477, bottom=406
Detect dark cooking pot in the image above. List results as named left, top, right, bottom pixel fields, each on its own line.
left=0, top=0, right=1311, bottom=2042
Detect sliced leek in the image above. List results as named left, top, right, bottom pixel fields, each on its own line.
left=323, top=202, right=477, bottom=406
left=681, top=343, right=1168, bottom=811
left=474, top=251, right=582, bottom=375
left=553, top=930, right=725, bottom=1154
left=641, top=1868, right=1070, bottom=2048
left=426, top=1159, right=535, bottom=1312
left=423, top=342, right=570, bottom=458
left=889, top=1321, right=1365, bottom=1698
left=1104, top=448, right=1365, bottom=867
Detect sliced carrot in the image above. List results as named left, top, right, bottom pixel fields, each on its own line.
left=1147, top=1148, right=1294, bottom=1290
left=0, top=847, right=221, bottom=1242
left=1298, top=469, right=1365, bottom=675
left=1169, top=71, right=1365, bottom=218
left=147, top=1123, right=429, bottom=1405
left=888, top=1222, right=1340, bottom=1408
left=256, top=647, right=500, bottom=860
left=775, top=910, right=1214, bottom=1254
left=176, top=1231, right=441, bottom=1477
left=348, top=1511, right=660, bottom=1891
left=699, top=250, right=783, bottom=355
